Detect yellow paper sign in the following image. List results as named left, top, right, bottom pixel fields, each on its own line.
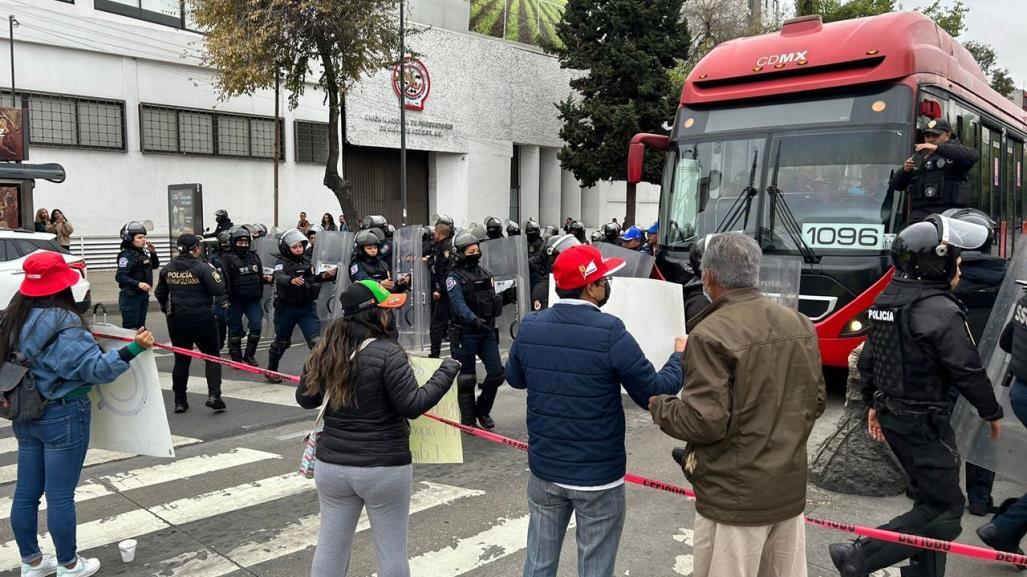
left=409, top=357, right=464, bottom=464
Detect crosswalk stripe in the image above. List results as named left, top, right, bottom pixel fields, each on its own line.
left=0, top=436, right=17, bottom=455
left=159, top=375, right=299, bottom=408
left=145, top=481, right=485, bottom=577
left=403, top=515, right=532, bottom=576
left=0, top=471, right=315, bottom=572
left=0, top=435, right=201, bottom=484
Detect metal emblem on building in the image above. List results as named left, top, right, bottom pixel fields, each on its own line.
left=393, top=57, right=431, bottom=112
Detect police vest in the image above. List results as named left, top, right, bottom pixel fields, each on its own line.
left=350, top=258, right=390, bottom=283
left=451, top=266, right=503, bottom=321
left=866, top=285, right=959, bottom=406
left=116, top=248, right=154, bottom=296
left=225, top=250, right=263, bottom=300
left=909, top=156, right=970, bottom=209
left=274, top=256, right=321, bottom=307
left=1009, top=292, right=1027, bottom=383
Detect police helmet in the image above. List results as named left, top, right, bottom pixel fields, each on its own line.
left=422, top=225, right=433, bottom=243
left=241, top=224, right=257, bottom=237
left=120, top=221, right=147, bottom=244
left=362, top=214, right=387, bottom=230
left=217, top=231, right=231, bottom=251
left=370, top=227, right=386, bottom=242
left=278, top=228, right=308, bottom=256
left=891, top=215, right=989, bottom=282
left=306, top=224, right=324, bottom=238
left=252, top=223, right=268, bottom=238
left=568, top=220, right=586, bottom=240
left=544, top=233, right=581, bottom=270
left=524, top=220, right=541, bottom=236
left=941, top=208, right=996, bottom=252
left=354, top=229, right=381, bottom=248
left=229, top=226, right=252, bottom=249
left=542, top=225, right=559, bottom=240
left=385, top=224, right=396, bottom=239
left=590, top=230, right=605, bottom=243
left=434, top=213, right=454, bottom=227
left=215, top=209, right=229, bottom=222
left=485, top=217, right=504, bottom=239
left=601, top=222, right=621, bottom=241
left=452, top=230, right=481, bottom=262
left=466, top=223, right=488, bottom=242
left=506, top=221, right=521, bottom=236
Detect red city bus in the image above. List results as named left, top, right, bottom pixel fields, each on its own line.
left=629, top=12, right=1027, bottom=367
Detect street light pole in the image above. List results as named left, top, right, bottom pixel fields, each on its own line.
left=8, top=15, right=17, bottom=108
left=399, top=1, right=408, bottom=227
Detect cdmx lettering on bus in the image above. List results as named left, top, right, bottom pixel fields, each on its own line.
left=755, top=51, right=809, bottom=67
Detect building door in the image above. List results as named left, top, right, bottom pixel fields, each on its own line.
left=343, top=145, right=429, bottom=226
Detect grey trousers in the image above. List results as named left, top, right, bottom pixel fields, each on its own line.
left=312, top=461, right=413, bottom=577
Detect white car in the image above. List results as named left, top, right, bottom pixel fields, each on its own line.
left=0, top=229, right=91, bottom=311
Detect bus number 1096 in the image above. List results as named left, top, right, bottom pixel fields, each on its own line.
left=801, top=223, right=885, bottom=250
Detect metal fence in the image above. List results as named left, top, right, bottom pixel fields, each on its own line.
left=468, top=0, right=565, bottom=48
left=69, top=235, right=174, bottom=271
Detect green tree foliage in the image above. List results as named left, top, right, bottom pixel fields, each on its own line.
left=963, top=40, right=1016, bottom=98
left=548, top=0, right=689, bottom=224
left=795, top=0, right=965, bottom=37
left=189, top=0, right=407, bottom=227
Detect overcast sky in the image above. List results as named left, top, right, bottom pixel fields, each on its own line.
left=901, top=0, right=1027, bottom=86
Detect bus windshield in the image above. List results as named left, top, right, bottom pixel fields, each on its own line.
left=660, top=127, right=910, bottom=253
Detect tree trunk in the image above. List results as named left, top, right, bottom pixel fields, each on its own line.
left=320, top=45, right=360, bottom=229
left=625, top=181, right=637, bottom=228
left=809, top=343, right=908, bottom=496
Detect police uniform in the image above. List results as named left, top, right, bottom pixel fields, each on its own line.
left=350, top=251, right=391, bottom=283
left=447, top=235, right=505, bottom=429
left=266, top=229, right=334, bottom=381
left=890, top=119, right=979, bottom=222
left=115, top=244, right=159, bottom=329
left=830, top=216, right=1001, bottom=577
left=155, top=235, right=228, bottom=413
left=222, top=236, right=267, bottom=365
left=526, top=227, right=545, bottom=288
left=428, top=234, right=454, bottom=358
left=209, top=241, right=230, bottom=349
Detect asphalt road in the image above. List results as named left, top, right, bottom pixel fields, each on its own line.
left=0, top=312, right=1021, bottom=577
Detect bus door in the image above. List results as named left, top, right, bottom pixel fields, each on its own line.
left=1008, top=137, right=1023, bottom=255
left=984, top=127, right=1003, bottom=254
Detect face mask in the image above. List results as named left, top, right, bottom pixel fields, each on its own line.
left=464, top=253, right=482, bottom=265
left=597, top=279, right=611, bottom=308
left=701, top=271, right=711, bottom=301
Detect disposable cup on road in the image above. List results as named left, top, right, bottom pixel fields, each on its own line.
left=118, top=539, right=137, bottom=563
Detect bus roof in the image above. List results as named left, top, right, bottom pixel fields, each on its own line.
left=683, top=11, right=1027, bottom=125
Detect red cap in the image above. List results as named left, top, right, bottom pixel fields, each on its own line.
left=20, top=251, right=80, bottom=298
left=553, top=245, right=625, bottom=290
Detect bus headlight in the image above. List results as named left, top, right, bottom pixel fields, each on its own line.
left=840, top=312, right=871, bottom=338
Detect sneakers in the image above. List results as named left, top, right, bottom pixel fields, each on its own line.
left=205, top=395, right=227, bottom=412
left=21, top=555, right=57, bottom=577
left=57, top=556, right=100, bottom=577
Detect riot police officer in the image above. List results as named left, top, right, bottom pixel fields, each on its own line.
left=530, top=233, right=580, bottom=311
left=890, top=119, right=979, bottom=222
left=209, top=231, right=232, bottom=349
left=484, top=217, right=504, bottom=240
left=304, top=224, right=324, bottom=259
left=155, top=234, right=228, bottom=414
left=222, top=226, right=269, bottom=366
left=428, top=218, right=455, bottom=358
left=525, top=220, right=545, bottom=287
left=447, top=230, right=505, bottom=429
left=210, top=208, right=233, bottom=237
left=601, top=222, right=621, bottom=244
left=567, top=220, right=587, bottom=244
left=506, top=221, right=521, bottom=236
left=829, top=214, right=1002, bottom=577
left=350, top=229, right=409, bottom=290
left=266, top=229, right=337, bottom=383
left=115, top=221, right=159, bottom=329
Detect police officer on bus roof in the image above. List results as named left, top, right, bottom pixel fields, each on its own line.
left=155, top=234, right=229, bottom=414
left=209, top=209, right=233, bottom=237
left=350, top=229, right=410, bottom=290
left=890, top=118, right=979, bottom=222
left=210, top=230, right=232, bottom=351
left=531, top=233, right=581, bottom=312
left=265, top=229, right=337, bottom=383
left=446, top=230, right=505, bottom=429
left=222, top=226, right=271, bottom=367
left=115, top=221, right=160, bottom=330
left=567, top=220, right=587, bottom=244
left=977, top=280, right=1027, bottom=558
left=601, top=222, right=622, bottom=244
left=427, top=216, right=455, bottom=358
left=829, top=214, right=1002, bottom=577
left=682, top=236, right=710, bottom=332
left=484, top=217, right=504, bottom=240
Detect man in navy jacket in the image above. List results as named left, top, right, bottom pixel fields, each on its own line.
left=506, top=244, right=685, bottom=577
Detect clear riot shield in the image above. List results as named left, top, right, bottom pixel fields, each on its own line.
left=953, top=236, right=1026, bottom=482
left=391, top=226, right=431, bottom=350
left=758, top=255, right=802, bottom=309
left=481, top=235, right=530, bottom=338
left=312, top=231, right=353, bottom=321
left=253, top=237, right=280, bottom=339
left=595, top=243, right=656, bottom=278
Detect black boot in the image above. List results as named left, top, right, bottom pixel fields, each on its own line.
left=475, top=371, right=505, bottom=430
left=828, top=540, right=870, bottom=577
left=457, top=374, right=477, bottom=426
left=227, top=336, right=243, bottom=363
left=174, top=394, right=189, bottom=414
left=244, top=334, right=261, bottom=367
left=265, top=339, right=289, bottom=383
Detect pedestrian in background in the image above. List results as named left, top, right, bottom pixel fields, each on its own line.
left=321, top=213, right=338, bottom=231
left=650, top=232, right=825, bottom=577
left=32, top=209, right=47, bottom=233
left=297, top=212, right=311, bottom=234
left=339, top=214, right=350, bottom=232
left=6, top=251, right=154, bottom=577
left=297, top=280, right=459, bottom=577
left=46, top=209, right=73, bottom=251
left=506, top=244, right=684, bottom=577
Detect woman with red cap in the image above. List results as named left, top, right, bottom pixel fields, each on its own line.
left=5, top=252, right=154, bottom=577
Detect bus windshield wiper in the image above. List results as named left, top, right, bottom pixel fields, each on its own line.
left=766, top=142, right=820, bottom=264
left=716, top=150, right=759, bottom=233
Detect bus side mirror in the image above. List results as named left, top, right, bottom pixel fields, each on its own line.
left=627, top=133, right=670, bottom=184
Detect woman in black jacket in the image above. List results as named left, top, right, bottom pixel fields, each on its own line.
left=297, top=279, right=459, bottom=577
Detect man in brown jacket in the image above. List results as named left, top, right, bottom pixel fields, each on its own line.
left=649, top=232, right=826, bottom=577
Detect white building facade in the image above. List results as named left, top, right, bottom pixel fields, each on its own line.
left=4, top=0, right=659, bottom=250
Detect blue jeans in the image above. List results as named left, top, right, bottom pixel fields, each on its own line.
left=992, top=379, right=1027, bottom=539
left=273, top=303, right=321, bottom=346
left=11, top=397, right=92, bottom=565
left=523, top=473, right=625, bottom=577
left=119, top=292, right=149, bottom=329
left=228, top=297, right=263, bottom=337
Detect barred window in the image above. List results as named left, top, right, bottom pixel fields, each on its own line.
left=77, top=101, right=124, bottom=148
left=28, top=95, right=76, bottom=146
left=0, top=90, right=125, bottom=151
left=295, top=121, right=329, bottom=164
left=141, top=104, right=283, bottom=159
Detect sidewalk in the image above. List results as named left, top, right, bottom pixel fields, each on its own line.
left=87, top=272, right=159, bottom=315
